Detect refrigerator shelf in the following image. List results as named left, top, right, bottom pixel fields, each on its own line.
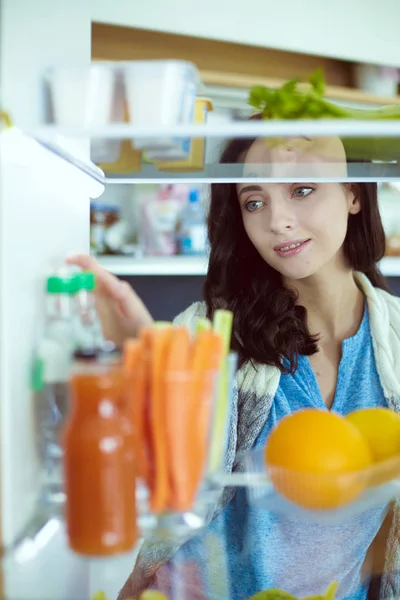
left=97, top=255, right=209, bottom=276
left=34, top=119, right=400, bottom=140
left=35, top=119, right=400, bottom=183
left=97, top=255, right=400, bottom=278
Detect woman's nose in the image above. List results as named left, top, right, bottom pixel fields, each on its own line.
left=268, top=201, right=296, bottom=234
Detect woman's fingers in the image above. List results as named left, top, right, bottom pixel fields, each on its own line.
left=67, top=254, right=125, bottom=300
left=66, top=254, right=154, bottom=341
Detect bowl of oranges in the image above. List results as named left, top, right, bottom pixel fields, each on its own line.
left=238, top=407, right=400, bottom=523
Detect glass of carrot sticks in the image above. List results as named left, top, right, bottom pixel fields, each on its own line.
left=123, top=310, right=237, bottom=538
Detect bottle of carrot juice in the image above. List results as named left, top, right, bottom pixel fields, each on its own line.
left=63, top=345, right=137, bottom=556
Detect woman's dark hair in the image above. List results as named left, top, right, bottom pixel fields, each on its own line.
left=203, top=133, right=390, bottom=373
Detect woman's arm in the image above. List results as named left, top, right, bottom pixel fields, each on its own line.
left=117, top=539, right=182, bottom=600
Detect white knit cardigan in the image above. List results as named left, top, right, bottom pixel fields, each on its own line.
left=119, top=272, right=400, bottom=600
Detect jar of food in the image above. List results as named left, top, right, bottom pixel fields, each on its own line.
left=90, top=204, right=121, bottom=255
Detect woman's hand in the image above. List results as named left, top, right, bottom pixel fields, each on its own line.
left=67, top=254, right=154, bottom=345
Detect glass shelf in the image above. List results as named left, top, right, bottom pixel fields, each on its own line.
left=35, top=119, right=400, bottom=183
left=98, top=255, right=208, bottom=276
left=98, top=255, right=400, bottom=277
left=35, top=120, right=400, bottom=140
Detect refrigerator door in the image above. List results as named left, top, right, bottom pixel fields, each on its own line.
left=0, top=2, right=102, bottom=598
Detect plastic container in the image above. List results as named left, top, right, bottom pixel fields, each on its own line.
left=141, top=186, right=184, bottom=256
left=45, top=63, right=123, bottom=162
left=155, top=97, right=213, bottom=171
left=97, top=140, right=142, bottom=174
left=229, top=448, right=400, bottom=525
left=354, top=63, right=399, bottom=97
left=123, top=60, right=199, bottom=156
left=90, top=203, right=122, bottom=255
left=179, top=188, right=207, bottom=256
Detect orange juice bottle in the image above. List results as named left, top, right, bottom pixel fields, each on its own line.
left=63, top=346, right=137, bottom=556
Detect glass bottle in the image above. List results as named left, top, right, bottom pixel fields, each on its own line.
left=63, top=347, right=137, bottom=556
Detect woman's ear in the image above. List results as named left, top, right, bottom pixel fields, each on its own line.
left=346, top=183, right=361, bottom=215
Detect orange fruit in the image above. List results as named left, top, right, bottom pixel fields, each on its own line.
left=265, top=409, right=372, bottom=509
left=346, top=407, right=400, bottom=463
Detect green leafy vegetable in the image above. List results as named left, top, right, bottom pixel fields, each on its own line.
left=248, top=68, right=400, bottom=121
left=308, top=68, right=325, bottom=97
left=247, top=69, right=400, bottom=162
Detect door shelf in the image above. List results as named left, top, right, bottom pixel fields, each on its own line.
left=1, top=127, right=105, bottom=197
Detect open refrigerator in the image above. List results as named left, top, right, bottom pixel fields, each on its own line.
left=2, top=1, right=400, bottom=600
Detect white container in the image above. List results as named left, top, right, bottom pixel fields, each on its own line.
left=45, top=64, right=123, bottom=162
left=354, top=63, right=399, bottom=97
left=123, top=60, right=198, bottom=156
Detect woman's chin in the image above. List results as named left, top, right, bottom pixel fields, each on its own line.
left=271, top=263, right=317, bottom=281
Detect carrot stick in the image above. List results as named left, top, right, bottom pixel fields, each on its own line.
left=123, top=338, right=141, bottom=373
left=138, top=328, right=158, bottom=493
left=148, top=327, right=173, bottom=513
left=189, top=330, right=224, bottom=503
left=164, top=327, right=192, bottom=512
left=123, top=339, right=152, bottom=487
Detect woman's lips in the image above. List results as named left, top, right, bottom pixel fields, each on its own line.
left=274, top=239, right=311, bottom=258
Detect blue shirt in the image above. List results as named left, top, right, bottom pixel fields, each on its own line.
left=155, top=307, right=388, bottom=600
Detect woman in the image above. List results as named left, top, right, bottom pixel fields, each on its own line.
left=70, top=134, right=400, bottom=600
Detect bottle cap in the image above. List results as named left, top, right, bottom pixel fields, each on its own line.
left=46, top=276, right=75, bottom=295
left=73, top=271, right=96, bottom=292
left=189, top=188, right=199, bottom=203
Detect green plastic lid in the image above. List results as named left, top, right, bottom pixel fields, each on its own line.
left=46, top=275, right=75, bottom=295
left=73, top=271, right=96, bottom=292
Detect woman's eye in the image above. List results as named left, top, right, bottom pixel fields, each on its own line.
left=293, top=187, right=313, bottom=198
left=245, top=200, right=264, bottom=212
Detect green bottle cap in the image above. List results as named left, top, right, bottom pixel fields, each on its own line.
left=73, top=271, right=96, bottom=292
left=46, top=275, right=75, bottom=294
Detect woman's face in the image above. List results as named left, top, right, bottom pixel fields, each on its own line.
left=236, top=138, right=361, bottom=281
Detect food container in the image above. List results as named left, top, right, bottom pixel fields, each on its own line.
left=155, top=97, right=213, bottom=172
left=97, top=140, right=142, bottom=174
left=228, top=447, right=400, bottom=525
left=123, top=60, right=199, bottom=156
left=354, top=63, right=399, bottom=97
left=45, top=63, right=124, bottom=162
left=90, top=203, right=122, bottom=255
